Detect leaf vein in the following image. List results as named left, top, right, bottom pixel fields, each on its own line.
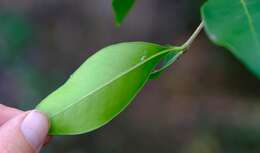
left=50, top=47, right=178, bottom=119
left=240, top=0, right=259, bottom=46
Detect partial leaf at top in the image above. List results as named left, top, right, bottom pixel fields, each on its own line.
left=112, top=0, right=135, bottom=25
left=201, top=0, right=260, bottom=78
left=36, top=42, right=181, bottom=135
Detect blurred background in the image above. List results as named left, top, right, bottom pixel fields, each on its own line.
left=0, top=0, right=260, bottom=153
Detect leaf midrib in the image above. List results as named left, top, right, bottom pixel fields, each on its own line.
left=240, top=0, right=260, bottom=46
left=50, top=47, right=177, bottom=119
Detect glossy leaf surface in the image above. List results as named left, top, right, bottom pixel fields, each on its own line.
left=201, top=0, right=260, bottom=77
left=112, top=0, right=135, bottom=25
left=36, top=42, right=179, bottom=135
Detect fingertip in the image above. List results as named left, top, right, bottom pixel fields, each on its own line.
left=20, top=110, right=50, bottom=151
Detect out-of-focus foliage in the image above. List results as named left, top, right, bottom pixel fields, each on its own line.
left=0, top=13, right=32, bottom=62
left=202, top=0, right=260, bottom=78
left=112, top=0, right=135, bottom=25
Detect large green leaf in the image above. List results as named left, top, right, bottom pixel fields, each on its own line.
left=201, top=0, right=260, bottom=77
left=112, top=0, right=135, bottom=25
left=36, top=42, right=181, bottom=135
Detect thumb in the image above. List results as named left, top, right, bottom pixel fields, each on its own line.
left=0, top=110, right=49, bottom=153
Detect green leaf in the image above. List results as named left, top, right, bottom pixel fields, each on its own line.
left=149, top=50, right=183, bottom=80
left=201, top=0, right=260, bottom=77
left=36, top=42, right=180, bottom=135
left=112, top=0, right=135, bottom=25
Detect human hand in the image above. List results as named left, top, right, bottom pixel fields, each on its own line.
left=0, top=104, right=50, bottom=153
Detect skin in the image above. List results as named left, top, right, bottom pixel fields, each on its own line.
left=0, top=104, right=50, bottom=153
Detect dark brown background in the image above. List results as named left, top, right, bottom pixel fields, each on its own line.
left=0, top=0, right=260, bottom=153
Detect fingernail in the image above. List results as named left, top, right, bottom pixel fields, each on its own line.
left=21, top=111, right=49, bottom=151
